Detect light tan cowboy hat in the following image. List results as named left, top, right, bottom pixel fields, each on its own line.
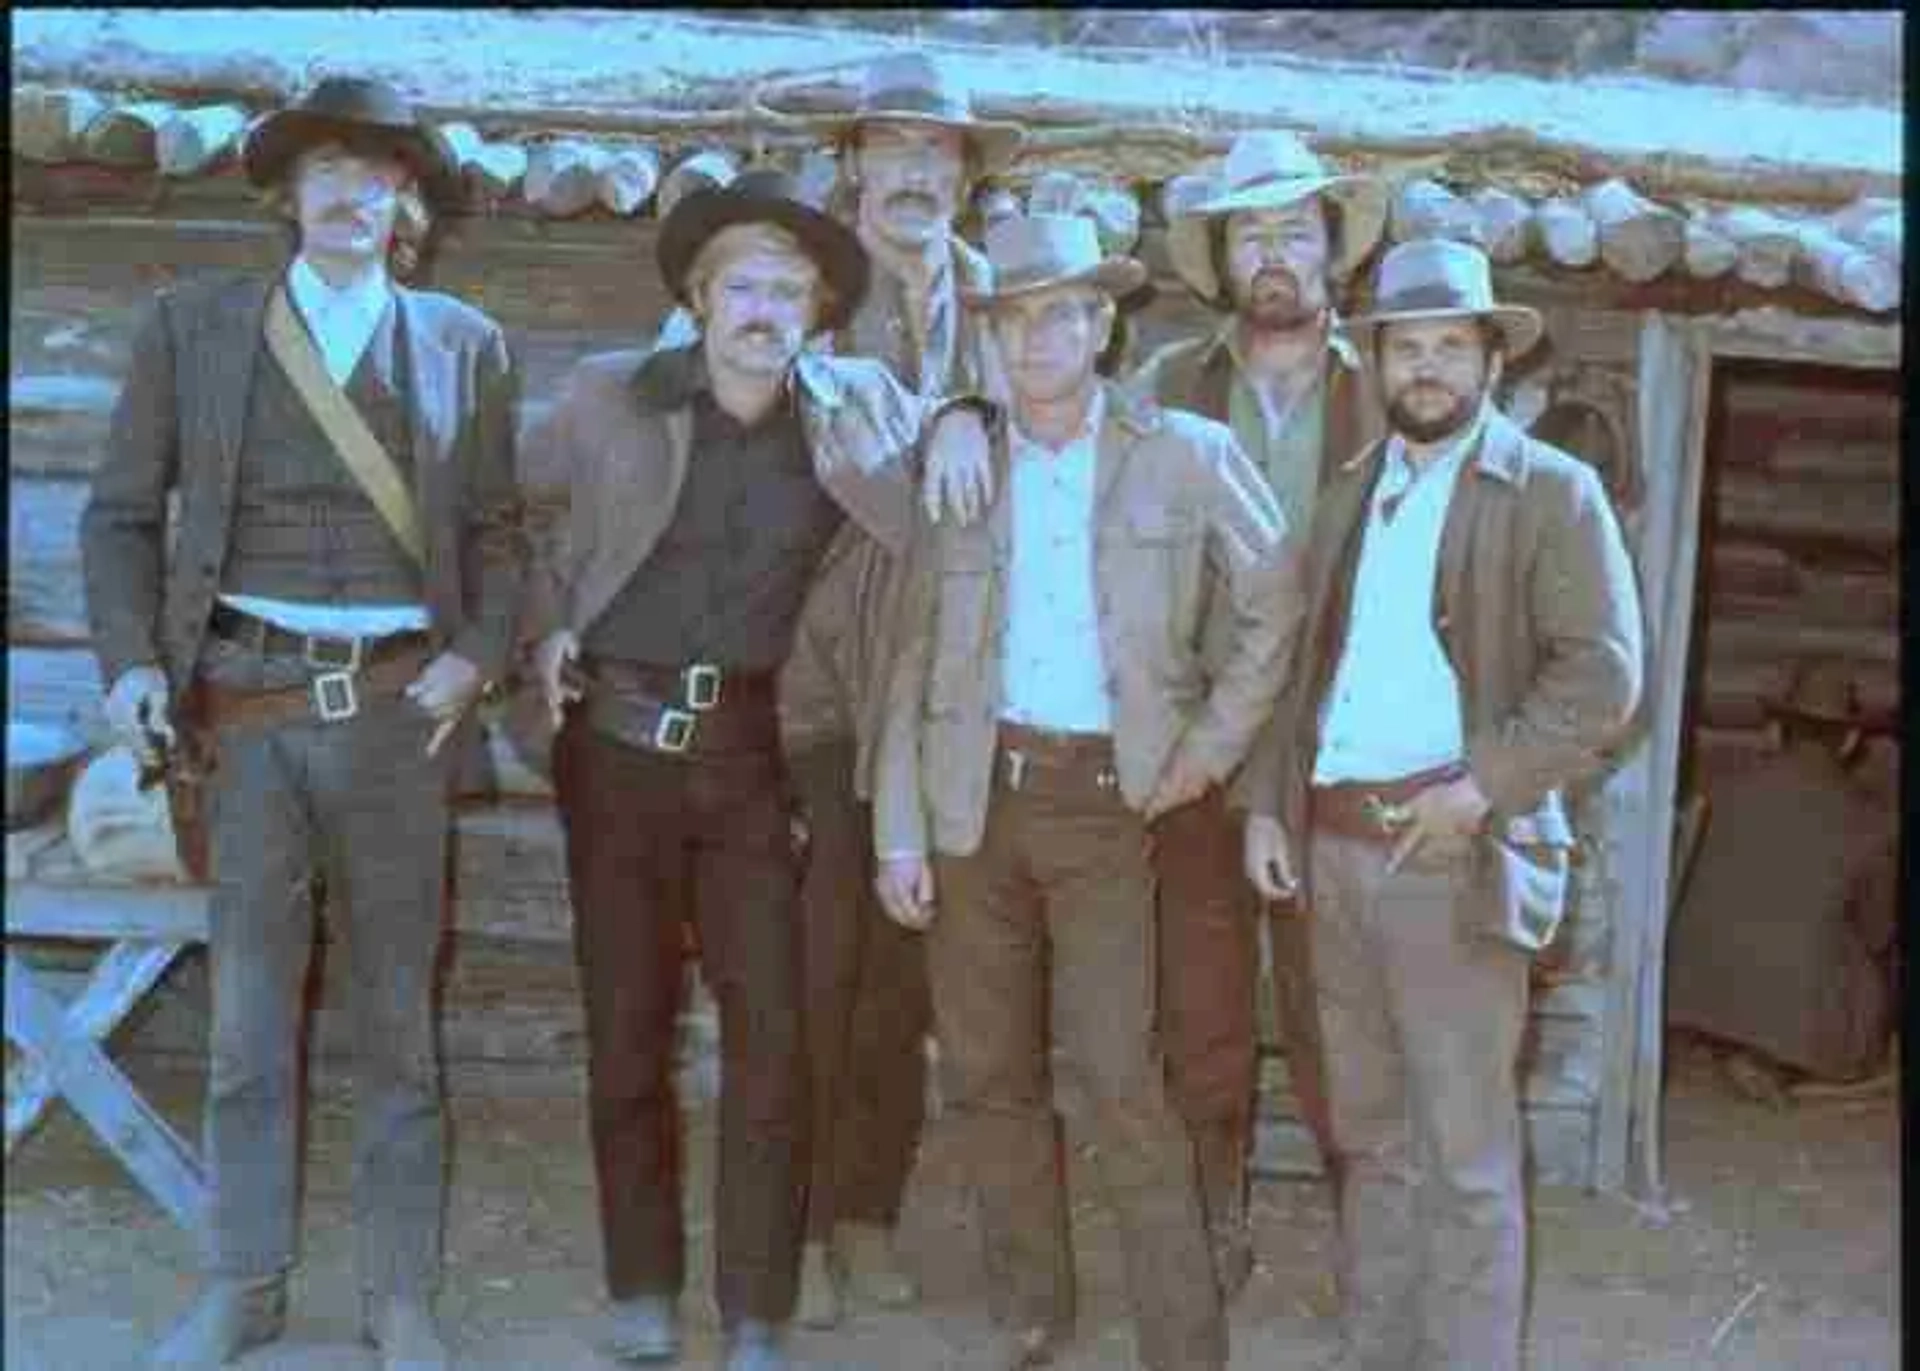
left=961, top=212, right=1148, bottom=308
left=1349, top=237, right=1544, bottom=361
left=1167, top=129, right=1388, bottom=304
left=803, top=52, right=1024, bottom=173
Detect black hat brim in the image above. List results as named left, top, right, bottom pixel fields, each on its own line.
left=244, top=110, right=463, bottom=213
left=657, top=188, right=869, bottom=335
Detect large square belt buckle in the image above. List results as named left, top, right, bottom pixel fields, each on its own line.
left=312, top=670, right=359, bottom=722
left=653, top=706, right=696, bottom=753
left=303, top=634, right=364, bottom=672
left=1361, top=793, right=1409, bottom=834
left=683, top=663, right=722, bottom=712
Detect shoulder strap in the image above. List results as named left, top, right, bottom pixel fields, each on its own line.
left=263, top=287, right=427, bottom=567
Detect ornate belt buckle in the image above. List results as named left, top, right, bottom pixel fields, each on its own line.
left=683, top=663, right=722, bottom=712
left=303, top=633, right=363, bottom=672
left=653, top=706, right=696, bottom=753
left=312, top=670, right=359, bottom=722
left=1361, top=793, right=1409, bottom=833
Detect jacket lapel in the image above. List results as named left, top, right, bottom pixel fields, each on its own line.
left=1435, top=411, right=1526, bottom=655
left=200, top=277, right=273, bottom=513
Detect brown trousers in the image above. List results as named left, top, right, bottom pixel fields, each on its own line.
left=930, top=772, right=1226, bottom=1371
left=1308, top=828, right=1530, bottom=1371
left=1153, top=791, right=1340, bottom=1174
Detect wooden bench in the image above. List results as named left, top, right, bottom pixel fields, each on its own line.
left=4, top=880, right=211, bottom=1235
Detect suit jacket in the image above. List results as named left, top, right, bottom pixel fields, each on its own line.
left=514, top=343, right=929, bottom=767
left=1238, top=408, right=1645, bottom=950
left=874, top=382, right=1297, bottom=859
left=82, top=272, right=526, bottom=695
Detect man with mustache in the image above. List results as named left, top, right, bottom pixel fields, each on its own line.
left=82, top=78, right=524, bottom=1370
left=775, top=51, right=1019, bottom=1327
left=523, top=168, right=982, bottom=1371
left=1240, top=239, right=1644, bottom=1371
left=875, top=213, right=1294, bottom=1370
left=1126, top=129, right=1388, bottom=1296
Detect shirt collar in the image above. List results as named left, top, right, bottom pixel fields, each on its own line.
left=1011, top=386, right=1106, bottom=459
left=287, top=255, right=392, bottom=328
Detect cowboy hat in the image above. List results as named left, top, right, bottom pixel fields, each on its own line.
left=243, top=76, right=461, bottom=211
left=656, top=166, right=870, bottom=333
left=798, top=52, right=1024, bottom=173
left=1349, top=238, right=1544, bottom=360
left=1167, top=130, right=1388, bottom=304
left=961, top=212, right=1148, bottom=308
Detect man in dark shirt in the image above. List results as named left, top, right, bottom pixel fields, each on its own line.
left=523, top=169, right=952, bottom=1371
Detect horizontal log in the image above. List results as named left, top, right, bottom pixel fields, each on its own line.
left=1533, top=196, right=1599, bottom=268
left=8, top=476, right=91, bottom=645
left=1470, top=185, right=1533, bottom=264
left=1681, top=214, right=1737, bottom=279
left=155, top=104, right=249, bottom=177
left=1715, top=205, right=1801, bottom=289
left=1390, top=176, right=1481, bottom=246
left=1697, top=650, right=1899, bottom=730
left=1828, top=198, right=1900, bottom=260
left=466, top=139, right=529, bottom=199
left=437, top=121, right=485, bottom=167
left=1705, top=538, right=1798, bottom=598
left=13, top=86, right=107, bottom=162
left=1719, top=375, right=1899, bottom=432
left=654, top=148, right=738, bottom=221
left=1583, top=176, right=1684, bottom=283
left=1792, top=223, right=1900, bottom=313
left=1713, top=471, right=1898, bottom=554
left=81, top=100, right=173, bottom=167
left=524, top=138, right=610, bottom=218
left=596, top=145, right=661, bottom=217
left=1703, top=615, right=1900, bottom=669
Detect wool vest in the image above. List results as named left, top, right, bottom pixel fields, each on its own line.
left=221, top=304, right=423, bottom=604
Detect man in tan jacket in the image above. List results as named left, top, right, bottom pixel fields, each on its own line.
left=874, top=213, right=1294, bottom=1371
left=775, top=52, right=1016, bottom=1325
left=1126, top=129, right=1388, bottom=1293
left=1240, top=239, right=1644, bottom=1371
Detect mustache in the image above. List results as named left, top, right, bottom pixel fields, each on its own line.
left=730, top=322, right=784, bottom=343
left=885, top=189, right=940, bottom=213
left=319, top=204, right=375, bottom=224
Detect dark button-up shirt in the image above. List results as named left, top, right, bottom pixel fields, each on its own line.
left=583, top=348, right=844, bottom=670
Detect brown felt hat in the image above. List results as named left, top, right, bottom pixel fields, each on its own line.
left=802, top=52, right=1024, bottom=173
left=244, top=76, right=461, bottom=211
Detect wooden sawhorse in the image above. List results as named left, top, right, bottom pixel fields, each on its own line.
left=4, top=880, right=212, bottom=1235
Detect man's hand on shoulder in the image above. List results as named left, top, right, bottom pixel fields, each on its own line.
left=923, top=402, right=995, bottom=527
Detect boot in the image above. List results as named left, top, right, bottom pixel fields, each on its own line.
left=605, top=1294, right=681, bottom=1363
left=362, top=1295, right=451, bottom=1371
left=723, top=1318, right=789, bottom=1371
left=149, top=1275, right=287, bottom=1369
left=1194, top=1118, right=1253, bottom=1301
left=832, top=1221, right=918, bottom=1308
left=795, top=1239, right=843, bottom=1328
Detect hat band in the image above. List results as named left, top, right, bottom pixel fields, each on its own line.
left=1370, top=281, right=1494, bottom=315
left=857, top=84, right=974, bottom=123
left=994, top=257, right=1101, bottom=294
left=1232, top=167, right=1325, bottom=196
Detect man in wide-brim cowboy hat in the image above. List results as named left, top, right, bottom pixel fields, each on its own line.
left=1239, top=236, right=1642, bottom=1371
left=1124, top=127, right=1389, bottom=1298
left=758, top=48, right=1024, bottom=1329
left=520, top=164, right=987, bottom=1371
left=84, top=74, right=525, bottom=1371
left=873, top=211, right=1298, bottom=1370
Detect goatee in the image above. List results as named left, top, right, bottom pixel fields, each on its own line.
left=1387, top=389, right=1481, bottom=444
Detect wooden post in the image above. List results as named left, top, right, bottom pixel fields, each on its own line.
left=524, top=138, right=610, bottom=218
left=81, top=100, right=175, bottom=167
left=14, top=86, right=107, bottom=162
left=597, top=145, right=661, bottom=216
left=1470, top=186, right=1534, bottom=264
left=1583, top=177, right=1685, bottom=283
left=1390, top=176, right=1482, bottom=245
left=1534, top=196, right=1600, bottom=268
left=155, top=105, right=249, bottom=177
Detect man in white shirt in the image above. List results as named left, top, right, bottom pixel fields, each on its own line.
left=1239, top=239, right=1644, bottom=1371
left=873, top=214, right=1295, bottom=1370
left=83, top=77, right=524, bottom=1371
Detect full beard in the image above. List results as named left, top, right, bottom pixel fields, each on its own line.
left=1387, top=384, right=1484, bottom=444
left=1235, top=269, right=1321, bottom=334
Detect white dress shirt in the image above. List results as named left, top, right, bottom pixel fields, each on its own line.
left=219, top=256, right=430, bottom=641
left=998, top=389, right=1113, bottom=735
left=1312, top=407, right=1489, bottom=784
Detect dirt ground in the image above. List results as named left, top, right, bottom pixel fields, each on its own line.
left=4, top=1032, right=1897, bottom=1371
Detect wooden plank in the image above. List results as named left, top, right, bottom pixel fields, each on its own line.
left=1705, top=306, right=1900, bottom=369
left=1714, top=472, right=1898, bottom=554
left=4, top=882, right=210, bottom=941
left=5, top=940, right=187, bottom=1149
left=5, top=646, right=108, bottom=747
left=8, top=475, right=91, bottom=645
left=4, top=950, right=207, bottom=1231
left=8, top=373, right=118, bottom=478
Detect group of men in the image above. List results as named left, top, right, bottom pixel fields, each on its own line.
left=83, top=52, right=1644, bottom=1371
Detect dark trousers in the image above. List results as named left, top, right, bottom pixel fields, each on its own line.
left=553, top=713, right=807, bottom=1328
left=199, top=644, right=451, bottom=1304
left=788, top=740, right=929, bottom=1238
left=931, top=775, right=1225, bottom=1371
left=1153, top=793, right=1341, bottom=1190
